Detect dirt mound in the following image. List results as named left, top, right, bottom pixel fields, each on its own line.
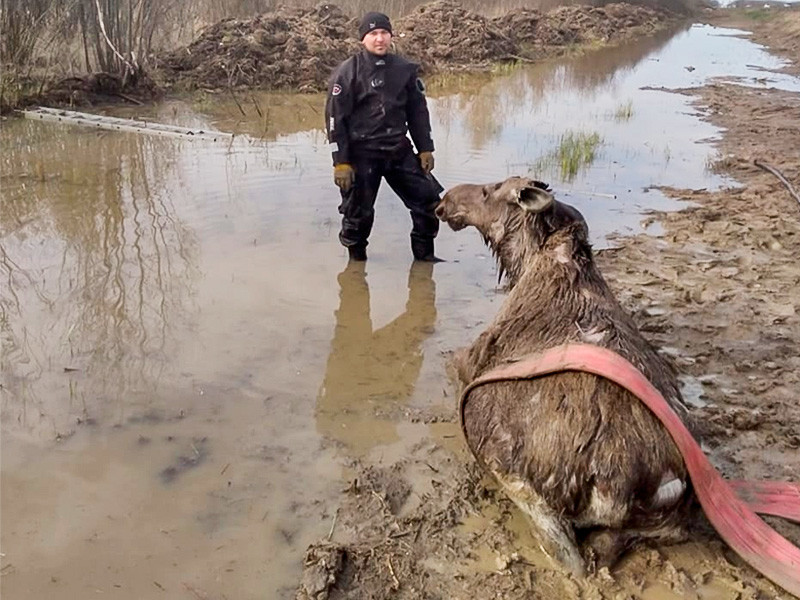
left=158, top=4, right=359, bottom=92
left=393, top=1, right=671, bottom=71
left=155, top=1, right=675, bottom=94
left=393, top=0, right=517, bottom=71
left=495, top=3, right=665, bottom=48
left=491, top=8, right=545, bottom=46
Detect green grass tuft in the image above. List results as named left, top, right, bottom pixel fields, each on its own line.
left=533, top=130, right=603, bottom=182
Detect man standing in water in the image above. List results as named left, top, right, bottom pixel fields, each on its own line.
left=325, top=11, right=443, bottom=262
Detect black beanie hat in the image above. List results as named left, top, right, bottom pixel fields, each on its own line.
left=358, top=12, right=392, bottom=40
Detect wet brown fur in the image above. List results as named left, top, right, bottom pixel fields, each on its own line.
left=437, top=177, right=694, bottom=574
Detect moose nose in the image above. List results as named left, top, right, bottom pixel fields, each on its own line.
left=435, top=203, right=446, bottom=219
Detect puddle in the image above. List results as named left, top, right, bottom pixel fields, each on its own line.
left=2, top=22, right=799, bottom=599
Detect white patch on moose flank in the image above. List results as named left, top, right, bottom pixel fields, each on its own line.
left=652, top=472, right=685, bottom=508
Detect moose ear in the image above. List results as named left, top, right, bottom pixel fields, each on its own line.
left=482, top=182, right=502, bottom=199
left=516, top=185, right=554, bottom=213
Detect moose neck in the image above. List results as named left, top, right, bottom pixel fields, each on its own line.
left=489, top=211, right=594, bottom=290
left=487, top=210, right=538, bottom=286
left=496, top=227, right=611, bottom=343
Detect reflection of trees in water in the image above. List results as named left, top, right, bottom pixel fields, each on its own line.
left=522, top=25, right=685, bottom=94
left=316, top=261, right=437, bottom=455
left=0, top=122, right=198, bottom=432
left=195, top=91, right=326, bottom=140
left=432, top=71, right=529, bottom=151
left=432, top=25, right=684, bottom=151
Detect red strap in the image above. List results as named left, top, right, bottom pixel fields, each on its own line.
left=729, top=480, right=800, bottom=524
left=460, top=344, right=800, bottom=597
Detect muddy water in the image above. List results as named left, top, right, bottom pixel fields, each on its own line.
left=2, top=23, right=797, bottom=599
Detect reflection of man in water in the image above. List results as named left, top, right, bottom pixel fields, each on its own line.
left=316, top=261, right=437, bottom=454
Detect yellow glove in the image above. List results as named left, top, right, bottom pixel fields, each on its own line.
left=419, top=151, right=434, bottom=174
left=333, top=164, right=355, bottom=191
left=333, top=163, right=356, bottom=192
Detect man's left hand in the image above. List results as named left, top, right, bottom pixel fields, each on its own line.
left=419, top=151, right=434, bottom=175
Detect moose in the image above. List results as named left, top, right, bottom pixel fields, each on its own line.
left=436, top=177, right=694, bottom=575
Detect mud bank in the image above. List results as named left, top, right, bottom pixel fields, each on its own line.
left=0, top=70, right=161, bottom=114
left=707, top=6, right=800, bottom=73
left=296, top=10, right=800, bottom=600
left=156, top=1, right=678, bottom=92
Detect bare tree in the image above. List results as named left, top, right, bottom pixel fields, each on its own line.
left=1, top=0, right=56, bottom=65
left=76, top=0, right=173, bottom=80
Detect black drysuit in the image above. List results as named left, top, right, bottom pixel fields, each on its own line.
left=325, top=50, right=441, bottom=250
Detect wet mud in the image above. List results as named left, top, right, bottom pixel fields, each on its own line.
left=296, top=9, right=800, bottom=600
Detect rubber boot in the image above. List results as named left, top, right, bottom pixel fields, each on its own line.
left=411, top=237, right=444, bottom=263
left=348, top=244, right=367, bottom=261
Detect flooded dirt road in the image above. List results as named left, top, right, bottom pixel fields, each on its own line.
left=2, top=22, right=799, bottom=599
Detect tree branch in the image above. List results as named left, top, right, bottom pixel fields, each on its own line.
left=94, top=0, right=136, bottom=74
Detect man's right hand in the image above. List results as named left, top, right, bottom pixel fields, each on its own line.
left=418, top=151, right=434, bottom=175
left=333, top=164, right=355, bottom=192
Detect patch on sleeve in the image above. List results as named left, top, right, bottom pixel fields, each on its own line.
left=329, top=117, right=335, bottom=132
left=329, top=142, right=339, bottom=152
left=415, top=78, right=426, bottom=94
left=331, top=83, right=342, bottom=96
